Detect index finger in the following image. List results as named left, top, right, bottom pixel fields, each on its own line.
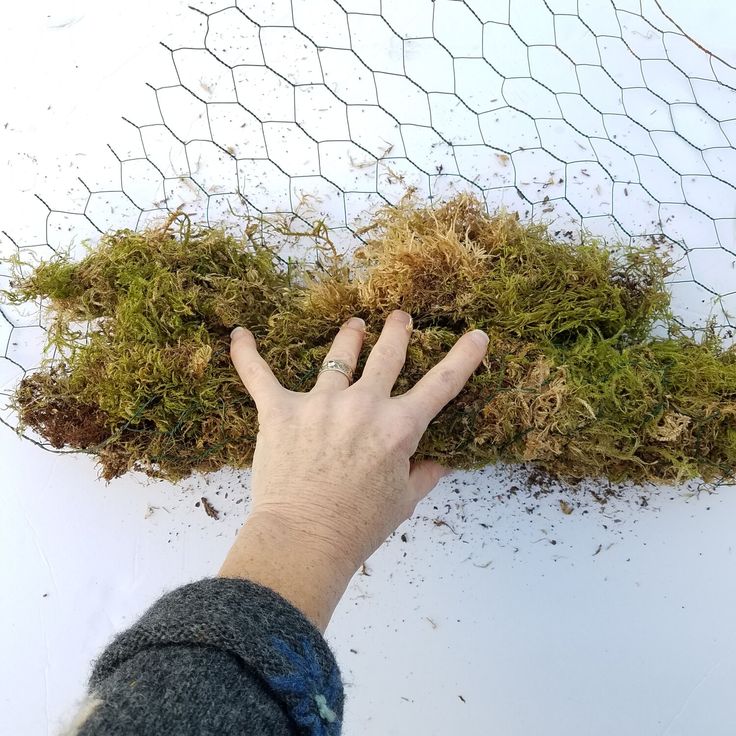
left=399, top=329, right=489, bottom=429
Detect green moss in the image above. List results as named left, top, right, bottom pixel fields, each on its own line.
left=3, top=195, right=736, bottom=485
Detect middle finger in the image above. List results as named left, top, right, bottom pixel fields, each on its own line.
left=359, top=310, right=413, bottom=395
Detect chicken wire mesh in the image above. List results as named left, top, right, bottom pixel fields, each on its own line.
left=1, top=0, right=736, bottom=449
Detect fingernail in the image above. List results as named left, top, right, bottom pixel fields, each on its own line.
left=470, top=329, right=489, bottom=348
left=230, top=326, right=245, bottom=339
left=390, top=310, right=413, bottom=333
left=344, top=317, right=365, bottom=330
left=391, top=309, right=412, bottom=325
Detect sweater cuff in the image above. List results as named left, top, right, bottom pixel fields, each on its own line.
left=89, top=577, right=344, bottom=735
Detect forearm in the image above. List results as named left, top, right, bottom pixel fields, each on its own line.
left=71, top=578, right=344, bottom=736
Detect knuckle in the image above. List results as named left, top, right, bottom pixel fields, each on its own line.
left=398, top=432, right=419, bottom=456
left=384, top=418, right=420, bottom=454
left=261, top=400, right=293, bottom=426
left=243, top=360, right=267, bottom=381
left=384, top=431, right=409, bottom=455
left=438, top=367, right=460, bottom=390
left=395, top=405, right=425, bottom=435
left=373, top=342, right=405, bottom=365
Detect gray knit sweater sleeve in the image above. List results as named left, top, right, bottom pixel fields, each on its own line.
left=73, top=578, right=344, bottom=736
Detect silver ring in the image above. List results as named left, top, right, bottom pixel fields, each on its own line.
left=319, top=358, right=354, bottom=384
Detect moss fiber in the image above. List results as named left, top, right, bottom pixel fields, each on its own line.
left=4, top=195, right=736, bottom=485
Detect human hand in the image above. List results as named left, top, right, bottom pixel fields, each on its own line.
left=219, top=311, right=488, bottom=629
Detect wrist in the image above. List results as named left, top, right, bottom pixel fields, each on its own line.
left=218, top=509, right=356, bottom=631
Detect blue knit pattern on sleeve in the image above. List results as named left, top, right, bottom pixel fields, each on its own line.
left=265, top=636, right=343, bottom=736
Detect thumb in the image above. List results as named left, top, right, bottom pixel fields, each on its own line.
left=407, top=459, right=451, bottom=505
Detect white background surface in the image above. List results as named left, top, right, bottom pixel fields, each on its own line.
left=3, top=1, right=736, bottom=735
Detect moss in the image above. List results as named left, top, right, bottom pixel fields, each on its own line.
left=3, top=195, right=736, bottom=485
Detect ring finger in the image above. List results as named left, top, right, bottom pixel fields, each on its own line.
left=312, top=317, right=366, bottom=391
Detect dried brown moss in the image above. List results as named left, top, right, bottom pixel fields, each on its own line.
left=4, top=195, right=736, bottom=485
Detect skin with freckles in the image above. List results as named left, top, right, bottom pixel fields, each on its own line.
left=219, top=310, right=489, bottom=631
